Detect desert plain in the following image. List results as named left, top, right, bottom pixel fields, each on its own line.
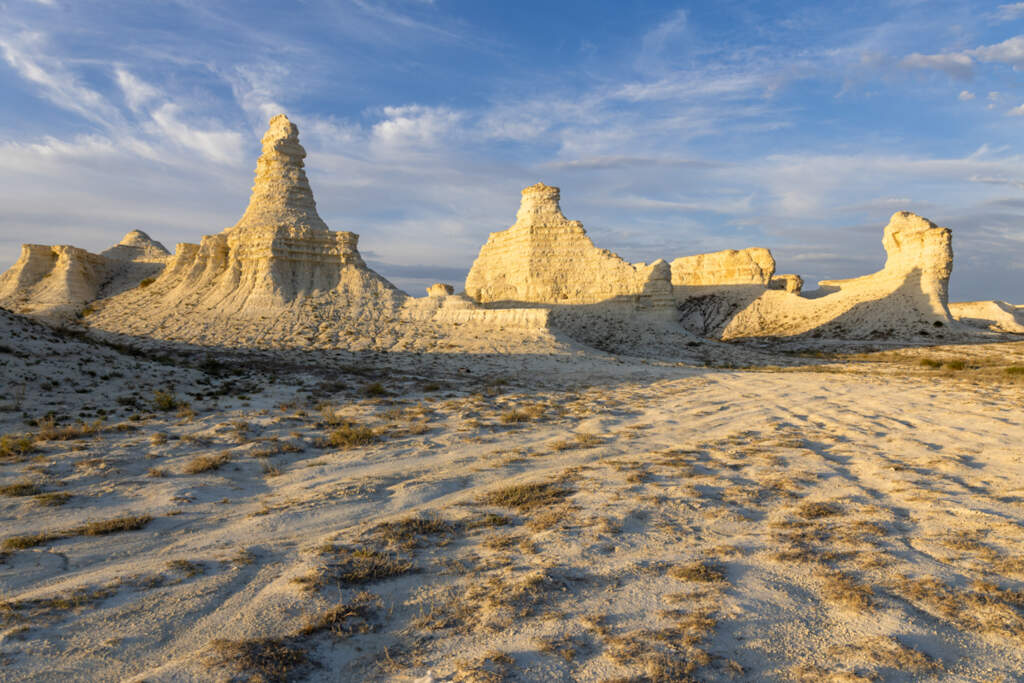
left=1, top=115, right=1024, bottom=683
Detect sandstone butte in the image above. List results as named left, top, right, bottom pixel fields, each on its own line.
left=0, top=112, right=1020, bottom=349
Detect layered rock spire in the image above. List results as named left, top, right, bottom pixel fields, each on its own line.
left=231, top=114, right=328, bottom=234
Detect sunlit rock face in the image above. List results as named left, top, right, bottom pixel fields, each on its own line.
left=670, top=248, right=775, bottom=287
left=680, top=211, right=957, bottom=341
left=85, top=114, right=405, bottom=348
left=0, top=230, right=171, bottom=319
left=465, top=183, right=671, bottom=308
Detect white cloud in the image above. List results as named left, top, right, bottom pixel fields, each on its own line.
left=994, top=3, right=1024, bottom=21
left=959, top=90, right=975, bottom=100
left=114, top=69, right=159, bottom=112
left=146, top=103, right=245, bottom=165
left=0, top=32, right=123, bottom=128
left=1009, top=103, right=1024, bottom=116
left=970, top=34, right=1024, bottom=66
left=901, top=51, right=974, bottom=79
left=370, top=105, right=463, bottom=149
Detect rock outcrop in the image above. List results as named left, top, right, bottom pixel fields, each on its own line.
left=465, top=183, right=672, bottom=308
left=86, top=114, right=405, bottom=348
left=769, top=274, right=803, bottom=294
left=679, top=211, right=956, bottom=340
left=427, top=283, right=454, bottom=297
left=670, top=248, right=775, bottom=287
left=949, top=300, right=1024, bottom=334
left=0, top=230, right=171, bottom=318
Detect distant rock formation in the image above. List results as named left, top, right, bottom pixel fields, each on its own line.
left=427, top=283, right=454, bottom=297
left=949, top=300, right=1024, bottom=334
left=670, top=248, right=775, bottom=287
left=86, top=114, right=405, bottom=348
left=465, top=183, right=672, bottom=308
left=680, top=211, right=956, bottom=340
left=769, top=274, right=803, bottom=294
left=0, top=230, right=170, bottom=318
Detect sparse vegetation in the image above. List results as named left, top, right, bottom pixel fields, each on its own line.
left=479, top=481, right=571, bottom=512
left=2, top=514, right=152, bottom=551
left=206, top=637, right=308, bottom=683
left=153, top=390, right=181, bottom=411
left=0, top=482, right=42, bottom=497
left=297, top=591, right=382, bottom=638
left=183, top=452, right=231, bottom=474
left=0, top=433, right=36, bottom=459
left=327, top=423, right=376, bottom=449
left=669, top=561, right=728, bottom=583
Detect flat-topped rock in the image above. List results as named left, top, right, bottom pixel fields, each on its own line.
left=671, top=248, right=775, bottom=287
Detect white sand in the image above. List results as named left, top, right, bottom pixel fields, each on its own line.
left=3, top=317, right=1024, bottom=681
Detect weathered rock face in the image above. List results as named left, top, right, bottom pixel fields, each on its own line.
left=0, top=245, right=108, bottom=316
left=949, top=300, right=1024, bottom=334
left=86, top=114, right=405, bottom=347
left=681, top=211, right=956, bottom=340
left=671, top=248, right=775, bottom=287
left=769, top=274, right=803, bottom=293
left=0, top=230, right=172, bottom=318
left=465, top=183, right=672, bottom=307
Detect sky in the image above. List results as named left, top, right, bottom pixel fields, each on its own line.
left=0, top=0, right=1022, bottom=300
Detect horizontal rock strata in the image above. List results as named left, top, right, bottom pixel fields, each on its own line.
left=465, top=183, right=672, bottom=308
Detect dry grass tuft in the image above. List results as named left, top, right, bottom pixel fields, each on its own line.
left=371, top=514, right=453, bottom=549
left=327, top=423, right=376, bottom=449
left=183, top=452, right=231, bottom=474
left=798, top=501, right=842, bottom=519
left=669, top=561, right=728, bottom=583
left=2, top=514, right=151, bottom=550
left=818, top=568, right=873, bottom=610
left=206, top=637, right=308, bottom=683
left=479, top=481, right=572, bottom=512
left=0, top=482, right=42, bottom=497
left=34, top=491, right=72, bottom=507
left=0, top=434, right=36, bottom=460
left=297, top=591, right=382, bottom=638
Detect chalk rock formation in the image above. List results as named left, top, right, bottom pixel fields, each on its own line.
left=0, top=230, right=172, bottom=318
left=465, top=183, right=672, bottom=308
left=101, top=230, right=170, bottom=263
left=86, top=114, right=404, bottom=347
left=949, top=300, right=1024, bottom=334
left=681, top=211, right=955, bottom=340
left=0, top=245, right=108, bottom=317
left=427, top=283, right=454, bottom=297
left=770, top=274, right=804, bottom=293
left=671, top=248, right=775, bottom=287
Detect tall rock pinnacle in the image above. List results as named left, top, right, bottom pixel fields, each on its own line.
left=231, top=114, right=328, bottom=234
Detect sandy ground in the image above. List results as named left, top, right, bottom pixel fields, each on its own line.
left=2, top=319, right=1024, bottom=681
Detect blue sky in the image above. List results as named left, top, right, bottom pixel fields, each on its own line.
left=1, top=0, right=1023, bottom=300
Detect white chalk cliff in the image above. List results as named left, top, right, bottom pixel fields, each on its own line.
left=465, top=183, right=672, bottom=308
left=679, top=211, right=956, bottom=340
left=0, top=230, right=170, bottom=318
